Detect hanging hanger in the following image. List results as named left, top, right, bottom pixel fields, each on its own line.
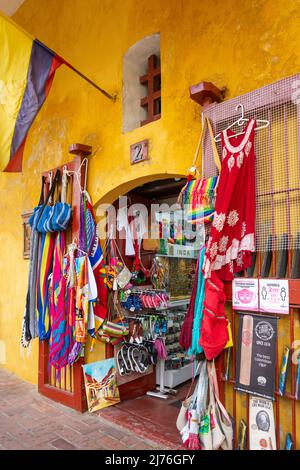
left=214, top=104, right=270, bottom=142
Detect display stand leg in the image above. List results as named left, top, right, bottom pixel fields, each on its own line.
left=146, top=359, right=177, bottom=399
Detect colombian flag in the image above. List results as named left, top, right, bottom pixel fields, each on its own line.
left=0, top=13, right=63, bottom=172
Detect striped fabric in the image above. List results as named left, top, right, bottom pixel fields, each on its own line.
left=49, top=232, right=73, bottom=371
left=0, top=13, right=63, bottom=172
left=184, top=177, right=218, bottom=225
left=36, top=232, right=55, bottom=340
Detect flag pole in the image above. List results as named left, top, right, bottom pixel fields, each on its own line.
left=65, top=62, right=116, bottom=101
left=35, top=40, right=117, bottom=102
left=0, top=12, right=117, bottom=102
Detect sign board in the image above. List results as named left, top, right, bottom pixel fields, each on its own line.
left=249, top=396, right=277, bottom=450
left=167, top=243, right=198, bottom=259
left=130, top=140, right=149, bottom=165
left=259, top=279, right=289, bottom=315
left=232, top=278, right=259, bottom=311
left=235, top=313, right=278, bottom=399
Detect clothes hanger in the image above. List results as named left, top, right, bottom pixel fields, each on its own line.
left=214, top=104, right=270, bottom=142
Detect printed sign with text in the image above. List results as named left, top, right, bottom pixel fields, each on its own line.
left=259, top=279, right=289, bottom=315
left=233, top=278, right=259, bottom=311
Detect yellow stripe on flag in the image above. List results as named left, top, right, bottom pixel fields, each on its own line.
left=0, top=14, right=33, bottom=170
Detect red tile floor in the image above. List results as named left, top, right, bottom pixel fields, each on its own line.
left=98, top=382, right=190, bottom=450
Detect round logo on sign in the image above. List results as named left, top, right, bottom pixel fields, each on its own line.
left=255, top=321, right=274, bottom=341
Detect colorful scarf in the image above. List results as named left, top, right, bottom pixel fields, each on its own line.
left=36, top=232, right=55, bottom=340
left=184, top=177, right=218, bottom=225
left=83, top=191, right=107, bottom=327
left=49, top=232, right=74, bottom=371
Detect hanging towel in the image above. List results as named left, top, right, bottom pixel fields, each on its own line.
left=117, top=206, right=135, bottom=256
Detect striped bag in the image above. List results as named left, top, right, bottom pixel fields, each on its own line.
left=178, top=117, right=221, bottom=225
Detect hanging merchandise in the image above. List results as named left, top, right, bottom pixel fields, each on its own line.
left=80, top=190, right=107, bottom=327
left=117, top=205, right=135, bottom=256
left=296, top=353, right=300, bottom=400
left=21, top=177, right=46, bottom=347
left=48, top=231, right=73, bottom=371
left=36, top=232, right=55, bottom=340
left=179, top=360, right=233, bottom=451
left=176, top=362, right=202, bottom=432
left=285, top=433, right=294, bottom=450
left=179, top=254, right=200, bottom=351
left=180, top=360, right=208, bottom=450
left=199, top=271, right=229, bottom=360
left=177, top=116, right=221, bottom=226
left=203, top=119, right=256, bottom=281
left=237, top=419, right=247, bottom=450
left=36, top=170, right=72, bottom=234
left=188, top=246, right=206, bottom=356
left=279, top=346, right=291, bottom=396
left=207, top=360, right=233, bottom=450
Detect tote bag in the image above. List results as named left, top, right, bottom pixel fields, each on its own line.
left=178, top=117, right=221, bottom=225
left=208, top=360, right=233, bottom=450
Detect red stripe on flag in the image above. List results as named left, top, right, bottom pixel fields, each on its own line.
left=45, top=55, right=64, bottom=97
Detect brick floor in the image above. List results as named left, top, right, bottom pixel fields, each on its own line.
left=0, top=367, right=166, bottom=450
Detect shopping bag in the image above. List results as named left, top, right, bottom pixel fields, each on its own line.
left=176, top=362, right=201, bottom=431
left=209, top=360, right=233, bottom=450
left=177, top=117, right=221, bottom=225
left=207, top=361, right=226, bottom=450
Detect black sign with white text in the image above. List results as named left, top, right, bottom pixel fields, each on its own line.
left=235, top=313, right=278, bottom=399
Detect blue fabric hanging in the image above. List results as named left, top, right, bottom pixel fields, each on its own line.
left=188, top=246, right=206, bottom=356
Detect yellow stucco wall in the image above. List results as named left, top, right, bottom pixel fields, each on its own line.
left=0, top=0, right=299, bottom=447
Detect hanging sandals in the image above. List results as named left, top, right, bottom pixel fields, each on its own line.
left=116, top=343, right=150, bottom=376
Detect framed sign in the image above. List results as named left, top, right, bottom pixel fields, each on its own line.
left=235, top=313, right=278, bottom=399
left=259, top=279, right=289, bottom=314
left=130, top=139, right=149, bottom=165
left=249, top=396, right=277, bottom=450
left=232, top=278, right=259, bottom=311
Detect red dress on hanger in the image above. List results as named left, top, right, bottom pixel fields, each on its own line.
left=203, top=118, right=256, bottom=281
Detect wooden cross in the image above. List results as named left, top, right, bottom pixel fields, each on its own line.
left=140, top=54, right=161, bottom=126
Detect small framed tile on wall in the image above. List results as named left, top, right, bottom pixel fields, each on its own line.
left=130, top=139, right=149, bottom=165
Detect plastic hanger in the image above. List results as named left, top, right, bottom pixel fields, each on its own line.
left=214, top=104, right=270, bottom=142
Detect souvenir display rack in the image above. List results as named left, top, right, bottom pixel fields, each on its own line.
left=38, top=143, right=91, bottom=413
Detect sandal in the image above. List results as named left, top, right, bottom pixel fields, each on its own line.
left=120, top=344, right=132, bottom=374
left=138, top=345, right=150, bottom=372
left=116, top=348, right=126, bottom=376
left=129, top=345, right=144, bottom=373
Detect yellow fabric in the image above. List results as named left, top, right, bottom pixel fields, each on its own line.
left=0, top=13, right=33, bottom=170
left=224, top=321, right=233, bottom=349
